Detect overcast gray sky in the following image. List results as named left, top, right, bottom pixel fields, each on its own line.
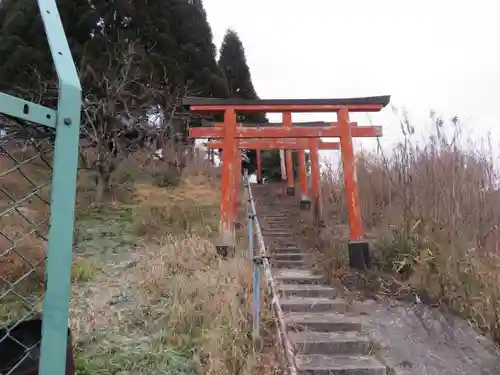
left=204, top=0, right=500, bottom=164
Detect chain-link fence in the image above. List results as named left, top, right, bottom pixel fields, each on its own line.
left=0, top=122, right=55, bottom=374
left=0, top=1, right=82, bottom=374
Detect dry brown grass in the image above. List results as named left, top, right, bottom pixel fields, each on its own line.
left=2, top=143, right=275, bottom=374
left=311, top=112, right=500, bottom=342
left=71, top=234, right=258, bottom=375
left=71, top=156, right=271, bottom=374
left=0, top=148, right=52, bottom=312
left=133, top=172, right=221, bottom=239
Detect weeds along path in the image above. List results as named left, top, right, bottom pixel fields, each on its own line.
left=253, top=183, right=389, bottom=375
left=66, top=171, right=272, bottom=375
left=293, top=191, right=500, bottom=374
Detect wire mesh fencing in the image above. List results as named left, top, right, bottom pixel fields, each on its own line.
left=0, top=120, right=55, bottom=375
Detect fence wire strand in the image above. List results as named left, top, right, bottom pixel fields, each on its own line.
left=0, top=119, right=54, bottom=375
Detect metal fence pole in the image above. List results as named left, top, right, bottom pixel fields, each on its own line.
left=0, top=0, right=81, bottom=374
left=247, top=180, right=298, bottom=375
left=37, top=1, right=82, bottom=374
left=244, top=170, right=260, bottom=339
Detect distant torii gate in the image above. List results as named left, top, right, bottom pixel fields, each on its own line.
left=186, top=96, right=390, bottom=269
left=218, top=121, right=347, bottom=197
left=206, top=137, right=340, bottom=215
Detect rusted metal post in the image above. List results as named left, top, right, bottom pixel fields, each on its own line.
left=338, top=107, right=370, bottom=269
left=217, top=108, right=237, bottom=258
left=309, top=138, right=321, bottom=221
left=283, top=112, right=295, bottom=196
left=298, top=150, right=311, bottom=210
left=256, top=149, right=262, bottom=184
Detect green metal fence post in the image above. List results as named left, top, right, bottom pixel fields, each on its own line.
left=0, top=0, right=81, bottom=372
left=36, top=1, right=82, bottom=374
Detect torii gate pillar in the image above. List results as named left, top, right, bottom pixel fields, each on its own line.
left=338, top=107, right=370, bottom=269
left=298, top=150, right=311, bottom=210
left=283, top=112, right=295, bottom=196
left=309, top=139, right=322, bottom=221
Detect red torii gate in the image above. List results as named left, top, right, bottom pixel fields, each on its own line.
left=208, top=121, right=342, bottom=201
left=186, top=96, right=390, bottom=269
left=206, top=137, right=340, bottom=214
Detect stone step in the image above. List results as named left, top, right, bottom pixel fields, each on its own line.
left=272, top=260, right=307, bottom=269
left=281, top=297, right=349, bottom=313
left=274, top=269, right=324, bottom=284
left=296, top=355, right=386, bottom=375
left=285, top=312, right=362, bottom=332
left=273, top=247, right=302, bottom=254
left=266, top=232, right=294, bottom=237
left=266, top=239, right=297, bottom=244
left=273, top=252, right=310, bottom=261
left=279, top=284, right=337, bottom=298
left=290, top=331, right=371, bottom=355
left=268, top=242, right=299, bottom=248
left=265, top=238, right=297, bottom=243
left=263, top=232, right=294, bottom=237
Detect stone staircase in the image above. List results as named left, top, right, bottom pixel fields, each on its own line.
left=253, top=185, right=388, bottom=375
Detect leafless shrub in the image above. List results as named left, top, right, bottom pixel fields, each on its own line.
left=79, top=42, right=165, bottom=200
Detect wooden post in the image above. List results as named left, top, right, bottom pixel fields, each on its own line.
left=338, top=106, right=370, bottom=269
left=283, top=112, right=295, bottom=196
left=256, top=149, right=262, bottom=184
left=218, top=108, right=237, bottom=257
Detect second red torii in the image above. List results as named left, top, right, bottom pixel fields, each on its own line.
left=205, top=139, right=340, bottom=150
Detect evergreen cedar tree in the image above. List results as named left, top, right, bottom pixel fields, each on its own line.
left=218, top=28, right=308, bottom=179
left=0, top=0, right=302, bottom=177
